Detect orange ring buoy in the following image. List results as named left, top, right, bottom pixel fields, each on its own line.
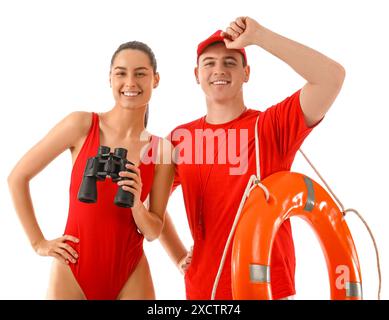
left=231, top=171, right=362, bottom=300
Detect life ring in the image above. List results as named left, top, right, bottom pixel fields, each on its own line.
left=231, top=171, right=362, bottom=300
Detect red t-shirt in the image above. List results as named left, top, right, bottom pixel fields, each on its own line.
left=168, top=89, right=316, bottom=299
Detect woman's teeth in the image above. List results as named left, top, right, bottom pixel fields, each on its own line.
left=212, top=80, right=229, bottom=85
left=122, top=91, right=140, bottom=97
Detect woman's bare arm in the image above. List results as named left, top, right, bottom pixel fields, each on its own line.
left=122, top=138, right=175, bottom=241
left=7, top=111, right=91, bottom=263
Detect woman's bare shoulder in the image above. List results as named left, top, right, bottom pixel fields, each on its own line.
left=62, top=111, right=93, bottom=134
left=56, top=111, right=94, bottom=149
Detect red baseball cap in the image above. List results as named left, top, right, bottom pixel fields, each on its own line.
left=196, top=30, right=247, bottom=64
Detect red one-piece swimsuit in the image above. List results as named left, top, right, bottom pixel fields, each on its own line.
left=64, top=112, right=159, bottom=299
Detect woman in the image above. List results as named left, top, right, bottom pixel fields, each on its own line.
left=7, top=41, right=174, bottom=299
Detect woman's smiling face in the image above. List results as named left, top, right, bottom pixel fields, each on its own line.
left=110, top=49, right=159, bottom=110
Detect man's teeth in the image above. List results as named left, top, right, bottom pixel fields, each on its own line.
left=212, top=80, right=229, bottom=85
left=123, top=91, right=140, bottom=97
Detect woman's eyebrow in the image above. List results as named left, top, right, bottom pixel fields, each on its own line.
left=113, top=66, right=149, bottom=71
left=113, top=66, right=127, bottom=70
left=134, top=67, right=149, bottom=71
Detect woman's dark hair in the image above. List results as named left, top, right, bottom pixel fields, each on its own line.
left=111, top=41, right=157, bottom=127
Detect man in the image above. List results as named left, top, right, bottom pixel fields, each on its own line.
left=160, top=16, right=345, bottom=299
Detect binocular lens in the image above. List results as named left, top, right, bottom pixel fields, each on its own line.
left=114, top=186, right=134, bottom=208
left=114, top=148, right=128, bottom=159
left=98, top=146, right=111, bottom=155
left=78, top=177, right=97, bottom=203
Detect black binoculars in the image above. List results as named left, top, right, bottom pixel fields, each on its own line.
left=77, top=146, right=135, bottom=208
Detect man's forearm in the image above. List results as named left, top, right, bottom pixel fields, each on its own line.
left=253, top=25, right=345, bottom=86
left=159, top=212, right=188, bottom=266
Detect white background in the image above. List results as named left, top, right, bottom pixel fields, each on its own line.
left=0, top=0, right=387, bottom=300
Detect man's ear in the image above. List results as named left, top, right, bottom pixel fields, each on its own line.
left=244, top=65, right=250, bottom=82
left=194, top=66, right=200, bottom=84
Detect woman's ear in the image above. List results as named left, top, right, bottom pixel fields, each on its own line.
left=153, top=73, right=160, bottom=88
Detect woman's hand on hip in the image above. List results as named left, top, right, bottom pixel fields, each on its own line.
left=34, top=235, right=79, bottom=265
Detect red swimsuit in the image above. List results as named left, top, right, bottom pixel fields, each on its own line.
left=64, top=112, right=159, bottom=299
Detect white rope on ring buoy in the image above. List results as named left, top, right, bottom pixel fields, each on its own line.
left=211, top=175, right=269, bottom=299
left=299, top=149, right=381, bottom=300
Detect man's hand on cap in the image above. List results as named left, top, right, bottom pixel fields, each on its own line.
left=222, top=16, right=261, bottom=49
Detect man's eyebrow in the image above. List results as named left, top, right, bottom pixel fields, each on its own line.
left=201, top=56, right=238, bottom=63
left=201, top=57, right=216, bottom=63
left=224, top=56, right=238, bottom=61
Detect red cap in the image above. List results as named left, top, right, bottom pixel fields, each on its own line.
left=196, top=30, right=247, bottom=64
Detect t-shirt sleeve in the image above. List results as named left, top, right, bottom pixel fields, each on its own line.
left=170, top=165, right=181, bottom=194
left=264, top=89, right=319, bottom=165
